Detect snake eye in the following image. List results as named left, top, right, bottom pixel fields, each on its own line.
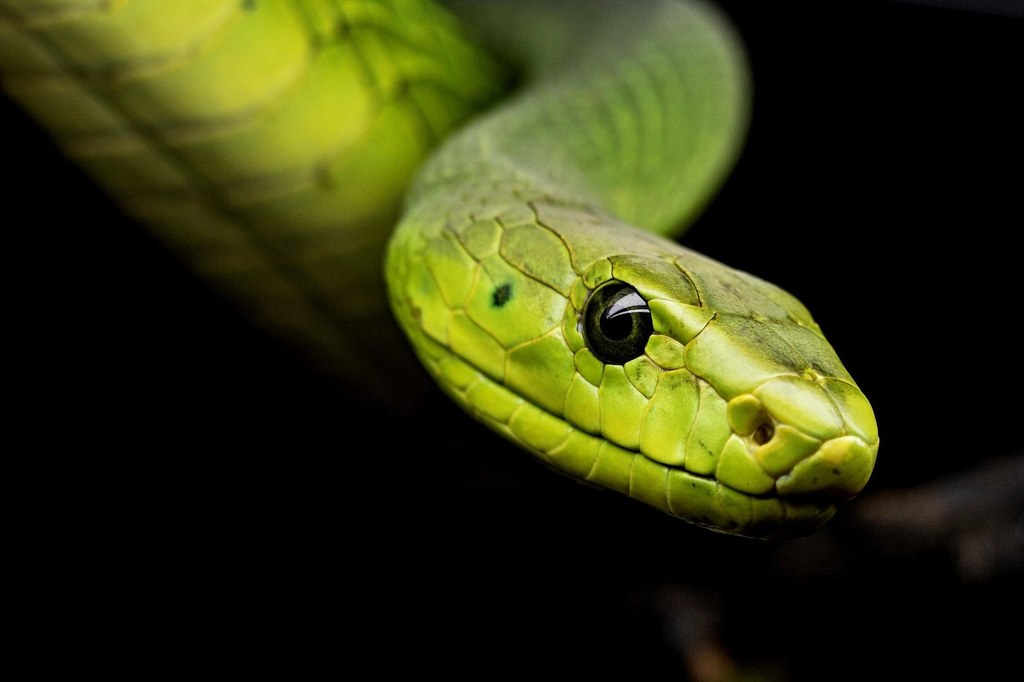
left=582, top=282, right=653, bottom=365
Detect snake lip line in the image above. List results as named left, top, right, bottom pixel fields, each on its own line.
left=448, top=346, right=849, bottom=512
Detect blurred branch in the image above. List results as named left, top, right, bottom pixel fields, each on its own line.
left=887, top=0, right=1024, bottom=17
left=850, top=455, right=1024, bottom=582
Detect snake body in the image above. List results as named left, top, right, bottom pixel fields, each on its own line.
left=1, top=0, right=878, bottom=538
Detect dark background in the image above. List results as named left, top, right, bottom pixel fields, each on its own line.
left=6, top=1, right=1021, bottom=679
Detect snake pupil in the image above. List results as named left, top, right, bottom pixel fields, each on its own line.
left=601, top=310, right=634, bottom=340
left=583, top=283, right=653, bottom=365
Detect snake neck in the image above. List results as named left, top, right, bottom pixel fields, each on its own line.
left=415, top=0, right=752, bottom=238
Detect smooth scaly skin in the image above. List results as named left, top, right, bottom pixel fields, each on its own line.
left=2, top=0, right=878, bottom=538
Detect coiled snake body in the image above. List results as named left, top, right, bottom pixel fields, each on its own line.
left=0, top=0, right=879, bottom=538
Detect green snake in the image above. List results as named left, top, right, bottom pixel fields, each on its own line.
left=0, top=0, right=879, bottom=538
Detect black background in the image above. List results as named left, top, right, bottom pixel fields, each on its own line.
left=6, top=1, right=1021, bottom=678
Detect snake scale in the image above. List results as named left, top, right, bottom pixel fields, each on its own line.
left=0, top=0, right=879, bottom=538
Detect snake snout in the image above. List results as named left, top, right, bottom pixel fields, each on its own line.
left=722, top=375, right=879, bottom=502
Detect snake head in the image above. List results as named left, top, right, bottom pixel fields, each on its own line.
left=387, top=199, right=878, bottom=539
left=563, top=235, right=879, bottom=539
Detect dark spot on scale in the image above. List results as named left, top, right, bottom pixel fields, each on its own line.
left=241, top=0, right=257, bottom=11
left=492, top=282, right=512, bottom=307
left=832, top=467, right=841, bottom=476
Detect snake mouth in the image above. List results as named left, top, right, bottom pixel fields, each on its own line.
left=438, top=353, right=873, bottom=538
left=624, top=428, right=878, bottom=539
left=625, top=375, right=879, bottom=538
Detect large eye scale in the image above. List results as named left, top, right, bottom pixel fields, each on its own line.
left=582, top=282, right=653, bottom=365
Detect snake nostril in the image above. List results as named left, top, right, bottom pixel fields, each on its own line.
left=752, top=421, right=774, bottom=446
